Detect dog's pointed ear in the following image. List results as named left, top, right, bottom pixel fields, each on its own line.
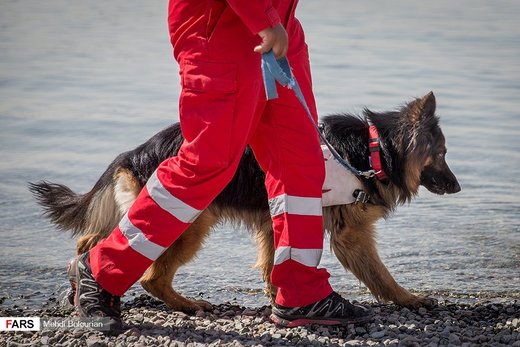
left=408, top=91, right=436, bottom=123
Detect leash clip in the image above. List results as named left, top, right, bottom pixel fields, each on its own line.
left=361, top=169, right=380, bottom=179
left=353, top=189, right=370, bottom=204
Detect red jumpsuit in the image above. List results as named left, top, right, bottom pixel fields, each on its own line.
left=89, top=0, right=333, bottom=307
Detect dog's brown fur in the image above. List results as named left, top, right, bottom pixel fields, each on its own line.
left=30, top=92, right=461, bottom=313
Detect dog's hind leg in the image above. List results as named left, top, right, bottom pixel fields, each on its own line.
left=140, top=210, right=216, bottom=314
left=329, top=207, right=436, bottom=309
left=254, top=220, right=278, bottom=304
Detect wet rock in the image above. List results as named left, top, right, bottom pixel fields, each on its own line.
left=355, top=326, right=367, bottom=334
left=242, top=308, right=257, bottom=316
left=86, top=336, right=106, bottom=347
left=449, top=333, right=461, bottom=344
left=370, top=330, right=386, bottom=339
left=222, top=309, right=236, bottom=317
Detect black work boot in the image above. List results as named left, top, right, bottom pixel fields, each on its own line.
left=68, top=252, right=123, bottom=335
left=271, top=291, right=373, bottom=327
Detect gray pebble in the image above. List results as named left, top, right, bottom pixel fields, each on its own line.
left=40, top=329, right=54, bottom=337
left=86, top=336, right=105, bottom=347
left=448, top=333, right=461, bottom=344
left=370, top=330, right=386, bottom=339
left=384, top=338, right=399, bottom=345
left=398, top=335, right=420, bottom=346
left=418, top=308, right=428, bottom=316
left=355, top=326, right=367, bottom=334
left=72, top=328, right=84, bottom=338
left=242, top=308, right=257, bottom=316
left=222, top=309, right=235, bottom=317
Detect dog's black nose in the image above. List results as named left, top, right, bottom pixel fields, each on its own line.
left=449, top=180, right=461, bottom=194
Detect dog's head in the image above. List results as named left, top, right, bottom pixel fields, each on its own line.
left=403, top=92, right=461, bottom=195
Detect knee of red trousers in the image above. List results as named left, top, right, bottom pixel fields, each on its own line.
left=155, top=146, right=243, bottom=211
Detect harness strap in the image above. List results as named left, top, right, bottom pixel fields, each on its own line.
left=367, top=120, right=389, bottom=182
left=261, top=51, right=378, bottom=179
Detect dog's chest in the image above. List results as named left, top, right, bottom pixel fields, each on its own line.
left=321, top=145, right=365, bottom=207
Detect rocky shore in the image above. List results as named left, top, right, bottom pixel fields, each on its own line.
left=1, top=294, right=519, bottom=347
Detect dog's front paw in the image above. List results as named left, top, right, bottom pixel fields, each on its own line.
left=169, top=299, right=213, bottom=314
left=403, top=295, right=438, bottom=309
left=192, top=299, right=213, bottom=311
left=417, top=296, right=438, bottom=309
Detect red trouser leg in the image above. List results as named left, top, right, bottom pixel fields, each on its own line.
left=249, top=48, right=333, bottom=308
left=89, top=55, right=267, bottom=296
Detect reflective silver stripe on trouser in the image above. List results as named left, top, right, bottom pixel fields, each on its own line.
left=119, top=169, right=202, bottom=260
left=274, top=246, right=323, bottom=267
left=119, top=213, right=166, bottom=261
left=146, top=170, right=202, bottom=224
left=269, top=194, right=322, bottom=217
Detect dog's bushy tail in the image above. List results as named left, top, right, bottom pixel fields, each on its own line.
left=29, top=179, right=121, bottom=237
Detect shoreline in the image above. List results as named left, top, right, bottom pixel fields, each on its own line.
left=1, top=294, right=519, bottom=346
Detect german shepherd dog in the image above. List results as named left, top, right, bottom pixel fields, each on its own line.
left=30, top=92, right=460, bottom=313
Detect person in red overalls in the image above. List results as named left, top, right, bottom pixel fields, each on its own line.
left=69, top=0, right=372, bottom=333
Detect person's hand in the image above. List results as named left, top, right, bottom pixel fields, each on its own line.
left=254, top=23, right=288, bottom=59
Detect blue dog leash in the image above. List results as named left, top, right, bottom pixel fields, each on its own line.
left=261, top=51, right=378, bottom=179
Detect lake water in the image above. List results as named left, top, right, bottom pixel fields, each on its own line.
left=1, top=0, right=519, bottom=310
